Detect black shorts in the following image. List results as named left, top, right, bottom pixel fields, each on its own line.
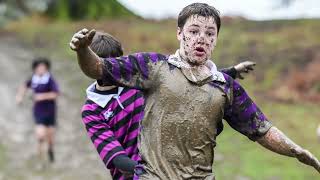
left=34, top=116, right=56, bottom=127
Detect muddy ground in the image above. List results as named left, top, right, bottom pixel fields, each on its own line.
left=0, top=35, right=112, bottom=180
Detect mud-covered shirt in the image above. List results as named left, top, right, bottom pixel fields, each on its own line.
left=101, top=52, right=272, bottom=180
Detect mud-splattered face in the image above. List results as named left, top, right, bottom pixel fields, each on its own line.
left=177, top=15, right=218, bottom=65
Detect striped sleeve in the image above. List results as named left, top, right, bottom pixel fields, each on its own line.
left=101, top=52, right=167, bottom=90
left=220, top=67, right=237, bottom=79
left=82, top=103, right=127, bottom=169
left=223, top=74, right=273, bottom=141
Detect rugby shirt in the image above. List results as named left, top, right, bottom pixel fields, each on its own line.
left=99, top=52, right=272, bottom=179
left=82, top=58, right=241, bottom=179
left=81, top=83, right=143, bottom=180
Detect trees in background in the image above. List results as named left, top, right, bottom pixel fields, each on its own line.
left=0, top=0, right=136, bottom=21
left=46, top=0, right=136, bottom=20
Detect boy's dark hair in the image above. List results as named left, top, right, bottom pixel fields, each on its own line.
left=178, top=3, right=221, bottom=33
left=90, top=31, right=123, bottom=86
left=90, top=32, right=123, bottom=58
left=32, top=57, right=51, bottom=71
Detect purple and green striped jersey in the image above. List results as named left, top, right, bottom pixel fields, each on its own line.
left=100, top=52, right=271, bottom=140
left=81, top=86, right=144, bottom=180
left=99, top=52, right=273, bottom=179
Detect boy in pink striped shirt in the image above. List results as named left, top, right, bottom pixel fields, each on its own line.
left=82, top=32, right=143, bottom=179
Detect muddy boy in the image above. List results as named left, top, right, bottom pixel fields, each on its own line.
left=70, top=3, right=320, bottom=179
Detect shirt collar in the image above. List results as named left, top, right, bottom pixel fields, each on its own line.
left=31, top=72, right=51, bottom=85
left=168, top=50, right=226, bottom=83
left=86, top=82, right=124, bottom=108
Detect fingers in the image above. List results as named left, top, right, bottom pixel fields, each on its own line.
left=70, top=28, right=93, bottom=51
left=70, top=37, right=80, bottom=51
left=296, top=149, right=320, bottom=173
left=81, top=28, right=89, bottom=34
left=71, top=37, right=79, bottom=44
left=87, top=29, right=96, bottom=41
left=234, top=61, right=256, bottom=73
left=74, top=33, right=85, bottom=39
left=69, top=42, right=76, bottom=50
left=243, top=61, right=256, bottom=71
left=246, top=66, right=254, bottom=71
left=313, top=158, right=320, bottom=173
left=238, top=73, right=244, bottom=79
left=307, top=152, right=320, bottom=173
left=244, top=61, right=256, bottom=66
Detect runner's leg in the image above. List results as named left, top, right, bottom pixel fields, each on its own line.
left=47, top=126, right=55, bottom=163
left=35, top=125, right=46, bottom=160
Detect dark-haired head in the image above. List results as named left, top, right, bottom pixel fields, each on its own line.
left=90, top=32, right=123, bottom=86
left=176, top=3, right=221, bottom=65
left=90, top=32, right=123, bottom=58
left=178, top=3, right=221, bottom=33
left=32, top=57, right=51, bottom=71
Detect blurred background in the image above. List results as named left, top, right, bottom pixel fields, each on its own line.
left=0, top=0, right=319, bottom=180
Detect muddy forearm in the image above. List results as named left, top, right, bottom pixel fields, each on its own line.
left=258, top=126, right=320, bottom=172
left=257, top=126, right=299, bottom=157
left=76, top=47, right=103, bottom=79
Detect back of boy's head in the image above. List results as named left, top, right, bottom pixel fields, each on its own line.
left=90, top=31, right=123, bottom=58
left=32, top=57, right=51, bottom=71
left=178, top=3, right=221, bottom=33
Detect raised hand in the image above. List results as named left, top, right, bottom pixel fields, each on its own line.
left=69, top=28, right=96, bottom=51
left=234, top=61, right=256, bottom=79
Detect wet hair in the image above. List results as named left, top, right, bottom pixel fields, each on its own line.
left=90, top=31, right=123, bottom=58
left=178, top=3, right=221, bottom=33
left=32, top=57, right=51, bottom=71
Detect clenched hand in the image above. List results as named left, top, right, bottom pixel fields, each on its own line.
left=234, top=61, right=256, bottom=79
left=69, top=28, right=96, bottom=51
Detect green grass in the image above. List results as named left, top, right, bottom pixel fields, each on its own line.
left=215, top=101, right=320, bottom=180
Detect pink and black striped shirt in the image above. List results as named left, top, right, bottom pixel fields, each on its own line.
left=81, top=83, right=144, bottom=179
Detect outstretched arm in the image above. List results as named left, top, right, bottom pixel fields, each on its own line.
left=70, top=28, right=166, bottom=90
left=223, top=76, right=320, bottom=173
left=257, top=126, right=320, bottom=173
left=70, top=28, right=102, bottom=79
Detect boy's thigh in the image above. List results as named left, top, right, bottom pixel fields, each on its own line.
left=35, top=125, right=46, bottom=138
